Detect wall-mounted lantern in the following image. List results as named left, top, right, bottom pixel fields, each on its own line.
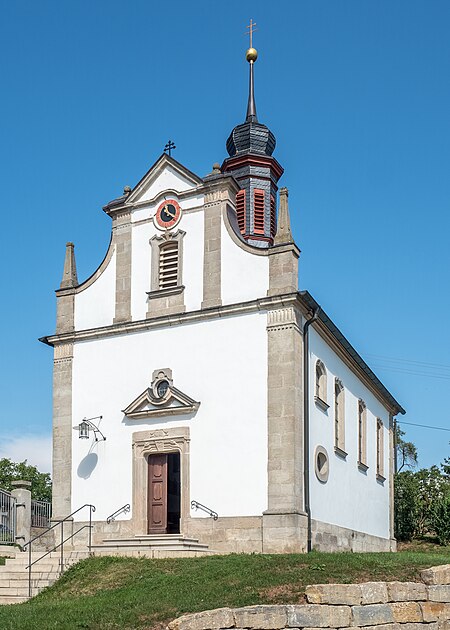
left=76, top=416, right=106, bottom=442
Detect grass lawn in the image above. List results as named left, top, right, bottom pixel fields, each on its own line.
left=0, top=547, right=449, bottom=630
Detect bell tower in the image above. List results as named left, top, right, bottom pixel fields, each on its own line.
left=222, top=20, right=284, bottom=247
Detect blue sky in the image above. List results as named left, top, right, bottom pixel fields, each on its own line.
left=0, top=0, right=449, bottom=472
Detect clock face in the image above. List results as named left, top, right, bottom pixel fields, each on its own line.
left=155, top=199, right=182, bottom=229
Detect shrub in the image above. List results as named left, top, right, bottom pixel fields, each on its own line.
left=430, top=492, right=450, bottom=545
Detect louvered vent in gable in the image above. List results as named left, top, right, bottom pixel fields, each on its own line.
left=159, top=241, right=179, bottom=289
left=254, top=189, right=265, bottom=235
left=270, top=194, right=276, bottom=238
left=236, top=189, right=246, bottom=234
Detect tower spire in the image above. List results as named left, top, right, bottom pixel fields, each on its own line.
left=245, top=19, right=258, bottom=123
left=223, top=21, right=284, bottom=247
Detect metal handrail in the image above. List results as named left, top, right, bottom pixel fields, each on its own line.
left=23, top=503, right=95, bottom=598
left=191, top=500, right=218, bottom=520
left=106, top=503, right=130, bottom=524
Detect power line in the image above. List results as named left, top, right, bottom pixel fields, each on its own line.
left=367, top=353, right=450, bottom=372
left=397, top=420, right=450, bottom=433
left=371, top=364, right=450, bottom=381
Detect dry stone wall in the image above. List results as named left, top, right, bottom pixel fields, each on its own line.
left=168, top=565, right=450, bottom=630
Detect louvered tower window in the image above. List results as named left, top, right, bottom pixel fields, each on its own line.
left=253, top=189, right=265, bottom=235
left=270, top=194, right=276, bottom=238
left=236, top=189, right=246, bottom=234
left=159, top=241, right=179, bottom=289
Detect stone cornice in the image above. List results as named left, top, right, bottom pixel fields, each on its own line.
left=42, top=293, right=300, bottom=346
left=42, top=289, right=403, bottom=416
left=268, top=241, right=301, bottom=259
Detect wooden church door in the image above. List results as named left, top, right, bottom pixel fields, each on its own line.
left=147, top=454, right=168, bottom=534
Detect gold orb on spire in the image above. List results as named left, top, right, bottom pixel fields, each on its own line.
left=246, top=47, right=258, bottom=62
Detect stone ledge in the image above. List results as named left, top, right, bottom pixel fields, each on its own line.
left=421, top=567, right=450, bottom=586
left=167, top=566, right=450, bottom=630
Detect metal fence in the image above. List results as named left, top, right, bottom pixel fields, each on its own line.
left=0, top=488, right=16, bottom=544
left=31, top=500, right=52, bottom=529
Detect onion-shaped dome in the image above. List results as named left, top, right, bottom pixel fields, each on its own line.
left=226, top=121, right=276, bottom=157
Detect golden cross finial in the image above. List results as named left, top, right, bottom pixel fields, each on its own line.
left=246, top=19, right=257, bottom=48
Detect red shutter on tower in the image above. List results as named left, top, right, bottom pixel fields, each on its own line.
left=236, top=189, right=246, bottom=234
left=254, top=189, right=265, bottom=235
left=270, top=194, right=276, bottom=238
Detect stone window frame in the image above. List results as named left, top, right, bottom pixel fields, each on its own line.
left=149, top=230, right=185, bottom=295
left=334, top=378, right=347, bottom=458
left=357, top=399, right=368, bottom=471
left=314, top=360, right=329, bottom=411
left=376, top=418, right=385, bottom=481
left=132, top=427, right=190, bottom=536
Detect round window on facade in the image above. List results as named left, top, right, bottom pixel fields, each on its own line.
left=315, top=446, right=329, bottom=483
left=156, top=380, right=169, bottom=398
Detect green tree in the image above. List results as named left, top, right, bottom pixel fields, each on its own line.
left=430, top=491, right=450, bottom=545
left=415, top=465, right=449, bottom=537
left=0, top=458, right=51, bottom=502
left=394, top=470, right=420, bottom=541
left=395, top=424, right=418, bottom=472
left=442, top=444, right=450, bottom=479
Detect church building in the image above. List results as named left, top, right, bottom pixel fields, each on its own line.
left=41, top=38, right=405, bottom=555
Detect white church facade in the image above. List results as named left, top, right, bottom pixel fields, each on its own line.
left=41, top=44, right=404, bottom=555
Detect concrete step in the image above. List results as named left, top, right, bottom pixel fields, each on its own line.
left=103, top=534, right=204, bottom=546
left=97, top=535, right=209, bottom=551
left=92, top=548, right=217, bottom=558
left=0, top=584, right=53, bottom=597
left=5, top=553, right=90, bottom=564
left=0, top=595, right=30, bottom=604
left=0, top=570, right=60, bottom=580
left=0, top=576, right=54, bottom=595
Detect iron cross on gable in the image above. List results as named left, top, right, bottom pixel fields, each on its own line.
left=164, top=140, right=176, bottom=157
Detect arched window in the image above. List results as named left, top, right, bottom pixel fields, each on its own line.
left=358, top=399, right=367, bottom=468
left=148, top=230, right=186, bottom=318
left=334, top=379, right=346, bottom=454
left=315, top=360, right=327, bottom=406
left=376, top=418, right=384, bottom=479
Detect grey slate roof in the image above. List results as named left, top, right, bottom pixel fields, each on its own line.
left=226, top=121, right=276, bottom=157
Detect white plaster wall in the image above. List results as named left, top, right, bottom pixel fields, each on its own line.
left=309, top=328, right=391, bottom=539
left=137, top=164, right=195, bottom=203
left=130, top=209, right=204, bottom=320
left=221, top=220, right=269, bottom=305
left=71, top=311, right=268, bottom=522
left=131, top=192, right=204, bottom=224
left=74, top=250, right=116, bottom=331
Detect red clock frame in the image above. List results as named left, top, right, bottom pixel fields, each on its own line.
left=155, top=199, right=182, bottom=230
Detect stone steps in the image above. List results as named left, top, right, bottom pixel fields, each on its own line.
left=0, top=535, right=215, bottom=604
left=0, top=552, right=90, bottom=604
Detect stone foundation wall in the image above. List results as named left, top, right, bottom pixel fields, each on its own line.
left=311, top=520, right=396, bottom=553
left=185, top=516, right=263, bottom=554
left=167, top=565, right=450, bottom=630
left=30, top=516, right=394, bottom=555
left=31, top=519, right=136, bottom=551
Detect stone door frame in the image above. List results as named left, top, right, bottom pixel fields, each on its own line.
left=132, top=427, right=190, bottom=535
